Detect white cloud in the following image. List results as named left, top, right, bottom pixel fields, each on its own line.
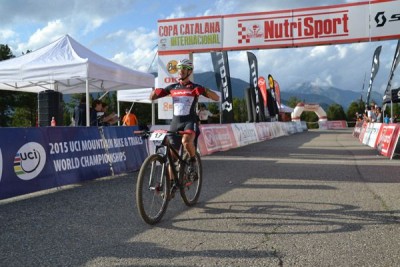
left=82, top=18, right=105, bottom=35
left=310, top=46, right=328, bottom=57
left=17, top=20, right=67, bottom=53
left=311, top=75, right=333, bottom=87
left=166, top=6, right=186, bottom=19
left=0, top=29, right=16, bottom=40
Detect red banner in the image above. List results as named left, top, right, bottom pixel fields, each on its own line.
left=376, top=124, right=399, bottom=157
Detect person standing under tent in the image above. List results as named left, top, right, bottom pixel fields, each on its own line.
left=122, top=108, right=138, bottom=126
left=73, top=95, right=87, bottom=126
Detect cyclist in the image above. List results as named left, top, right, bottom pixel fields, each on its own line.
left=149, top=58, right=219, bottom=179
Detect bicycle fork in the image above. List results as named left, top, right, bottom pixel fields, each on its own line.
left=148, top=160, right=166, bottom=195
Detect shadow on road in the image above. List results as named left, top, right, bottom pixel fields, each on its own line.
left=1, top=129, right=399, bottom=266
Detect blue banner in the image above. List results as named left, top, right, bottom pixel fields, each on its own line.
left=0, top=126, right=147, bottom=200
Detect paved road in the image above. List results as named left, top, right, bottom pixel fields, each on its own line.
left=1, top=129, right=399, bottom=267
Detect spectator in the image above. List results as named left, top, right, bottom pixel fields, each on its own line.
left=375, top=107, right=382, bottom=123
left=73, top=95, right=87, bottom=126
left=393, top=114, right=398, bottom=123
left=384, top=114, right=390, bottom=124
left=122, top=108, right=138, bottom=126
left=101, top=102, right=119, bottom=126
left=197, top=103, right=217, bottom=124
left=90, top=99, right=103, bottom=126
left=366, top=105, right=377, bottom=122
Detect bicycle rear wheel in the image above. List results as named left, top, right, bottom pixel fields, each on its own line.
left=180, top=152, right=202, bottom=206
left=136, top=154, right=170, bottom=225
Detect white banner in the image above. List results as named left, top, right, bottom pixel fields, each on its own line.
left=158, top=1, right=400, bottom=53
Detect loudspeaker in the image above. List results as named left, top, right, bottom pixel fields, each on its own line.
left=38, top=90, right=63, bottom=126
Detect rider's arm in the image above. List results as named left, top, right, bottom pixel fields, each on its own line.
left=204, top=88, right=220, bottom=101
left=149, top=88, right=169, bottom=100
left=192, top=86, right=220, bottom=102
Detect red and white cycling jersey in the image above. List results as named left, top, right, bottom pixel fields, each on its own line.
left=154, top=81, right=206, bottom=120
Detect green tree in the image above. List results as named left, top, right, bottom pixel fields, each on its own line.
left=301, top=111, right=319, bottom=129
left=327, top=103, right=346, bottom=120
left=11, top=107, right=32, bottom=127
left=0, top=44, right=15, bottom=126
left=0, top=44, right=14, bottom=60
left=347, top=100, right=365, bottom=125
left=13, top=92, right=38, bottom=126
left=233, top=97, right=247, bottom=122
left=207, top=102, right=220, bottom=123
left=287, top=96, right=302, bottom=108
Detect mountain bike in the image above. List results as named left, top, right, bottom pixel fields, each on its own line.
left=134, top=129, right=202, bottom=225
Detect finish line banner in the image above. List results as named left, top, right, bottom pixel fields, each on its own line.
left=0, top=126, right=146, bottom=200
left=158, top=1, right=400, bottom=54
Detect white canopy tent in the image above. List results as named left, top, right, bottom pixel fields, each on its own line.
left=0, top=35, right=154, bottom=125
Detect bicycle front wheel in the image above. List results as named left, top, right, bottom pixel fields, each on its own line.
left=180, top=152, right=202, bottom=206
left=136, top=154, right=170, bottom=225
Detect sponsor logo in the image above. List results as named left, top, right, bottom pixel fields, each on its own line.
left=238, top=11, right=349, bottom=44
left=249, top=59, right=260, bottom=114
left=159, top=38, right=167, bottom=50
left=248, top=24, right=263, bottom=39
left=159, top=21, right=221, bottom=47
left=204, top=129, right=216, bottom=148
left=164, top=77, right=180, bottom=84
left=171, top=90, right=192, bottom=96
left=375, top=11, right=400, bottom=27
left=214, top=52, right=233, bottom=112
left=167, top=60, right=178, bottom=74
left=14, top=142, right=46, bottom=181
left=268, top=74, right=275, bottom=90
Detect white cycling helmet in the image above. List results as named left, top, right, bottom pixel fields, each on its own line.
left=177, top=59, right=193, bottom=70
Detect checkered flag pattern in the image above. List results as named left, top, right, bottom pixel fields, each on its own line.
left=237, top=23, right=250, bottom=44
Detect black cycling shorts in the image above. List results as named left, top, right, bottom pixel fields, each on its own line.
left=168, top=120, right=199, bottom=150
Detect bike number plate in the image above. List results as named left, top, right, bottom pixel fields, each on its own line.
left=149, top=131, right=167, bottom=141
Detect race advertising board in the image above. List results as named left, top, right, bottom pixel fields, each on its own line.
left=0, top=126, right=146, bottom=200
left=197, top=124, right=237, bottom=156
left=376, top=124, right=399, bottom=157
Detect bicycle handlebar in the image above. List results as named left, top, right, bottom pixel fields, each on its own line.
left=134, top=129, right=194, bottom=137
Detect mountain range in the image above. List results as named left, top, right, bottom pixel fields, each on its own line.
left=194, top=71, right=383, bottom=110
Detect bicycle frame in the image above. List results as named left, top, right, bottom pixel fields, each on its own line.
left=135, top=129, right=203, bottom=224
left=154, top=135, right=187, bottom=185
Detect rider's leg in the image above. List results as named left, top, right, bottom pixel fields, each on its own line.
left=167, top=134, right=180, bottom=182
left=182, top=133, right=196, bottom=158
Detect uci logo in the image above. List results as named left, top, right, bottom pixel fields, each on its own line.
left=375, top=11, right=400, bottom=27
left=14, top=142, right=46, bottom=181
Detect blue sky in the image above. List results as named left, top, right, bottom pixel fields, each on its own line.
left=1, top=0, right=399, bottom=98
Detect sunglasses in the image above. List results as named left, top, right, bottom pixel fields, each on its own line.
left=177, top=66, right=192, bottom=70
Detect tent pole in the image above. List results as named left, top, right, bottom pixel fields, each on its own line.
left=391, top=100, right=393, bottom=122
left=86, top=79, right=90, bottom=126
left=117, top=100, right=120, bottom=126
left=151, top=101, right=155, bottom=125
